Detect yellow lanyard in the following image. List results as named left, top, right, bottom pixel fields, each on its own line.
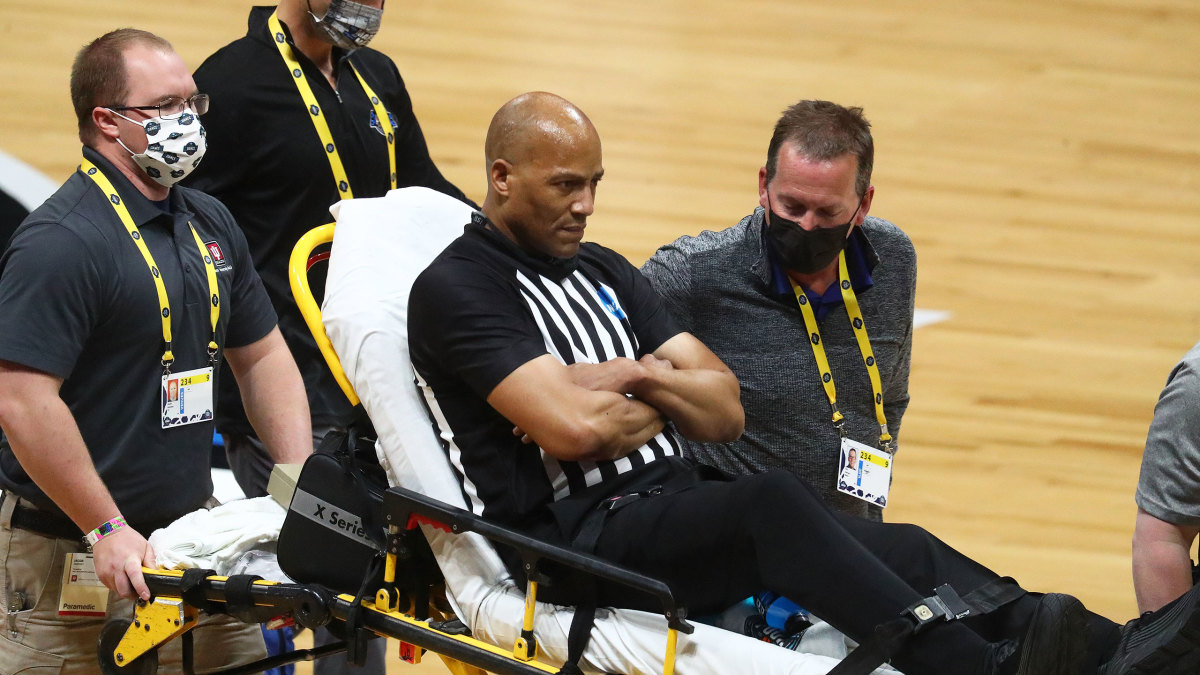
left=268, top=11, right=397, bottom=199
left=80, top=158, right=221, bottom=374
left=789, top=250, right=893, bottom=450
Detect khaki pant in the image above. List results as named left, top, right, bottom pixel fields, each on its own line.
left=0, top=495, right=266, bottom=674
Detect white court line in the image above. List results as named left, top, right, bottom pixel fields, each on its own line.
left=211, top=467, right=248, bottom=504
left=0, top=150, right=57, bottom=212
left=914, top=308, right=952, bottom=329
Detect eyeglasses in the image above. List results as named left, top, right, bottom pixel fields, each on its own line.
left=106, top=94, right=210, bottom=120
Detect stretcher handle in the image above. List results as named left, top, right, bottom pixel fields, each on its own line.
left=383, top=486, right=694, bottom=634
left=288, top=223, right=360, bottom=406
left=140, top=569, right=335, bottom=629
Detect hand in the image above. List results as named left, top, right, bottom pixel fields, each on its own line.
left=91, top=527, right=156, bottom=601
left=513, top=425, right=534, bottom=444
left=639, top=354, right=675, bottom=371
left=566, top=358, right=643, bottom=394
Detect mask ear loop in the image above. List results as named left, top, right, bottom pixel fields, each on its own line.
left=103, top=108, right=150, bottom=160
left=305, top=0, right=325, bottom=24
left=843, top=197, right=864, bottom=235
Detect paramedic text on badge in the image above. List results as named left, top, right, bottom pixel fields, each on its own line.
left=58, top=553, right=108, bottom=617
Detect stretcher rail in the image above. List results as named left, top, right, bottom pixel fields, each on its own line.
left=113, top=569, right=558, bottom=675
left=385, top=485, right=695, bottom=635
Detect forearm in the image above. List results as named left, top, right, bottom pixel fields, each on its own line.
left=491, top=356, right=666, bottom=463
left=236, top=351, right=313, bottom=464
left=0, top=365, right=157, bottom=599
left=566, top=355, right=743, bottom=442
left=18, top=417, right=158, bottom=599
left=576, top=393, right=666, bottom=462
left=631, top=363, right=743, bottom=442
left=1133, top=508, right=1199, bottom=612
left=226, top=330, right=313, bottom=465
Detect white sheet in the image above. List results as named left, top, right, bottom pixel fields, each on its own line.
left=149, top=496, right=285, bottom=576
left=323, top=187, right=896, bottom=675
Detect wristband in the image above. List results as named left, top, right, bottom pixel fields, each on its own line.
left=84, top=516, right=128, bottom=547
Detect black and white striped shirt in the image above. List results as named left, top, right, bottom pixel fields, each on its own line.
left=408, top=215, right=683, bottom=531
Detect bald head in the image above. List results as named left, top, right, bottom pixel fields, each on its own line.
left=481, top=92, right=604, bottom=260
left=485, top=92, right=598, bottom=168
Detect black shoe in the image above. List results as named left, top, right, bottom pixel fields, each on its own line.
left=1100, top=581, right=1200, bottom=674
left=992, top=593, right=1088, bottom=675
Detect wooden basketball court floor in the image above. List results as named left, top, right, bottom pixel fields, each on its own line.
left=3, top=1, right=1199, bottom=670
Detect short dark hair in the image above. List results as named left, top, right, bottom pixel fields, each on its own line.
left=70, top=28, right=173, bottom=144
left=765, top=100, right=873, bottom=198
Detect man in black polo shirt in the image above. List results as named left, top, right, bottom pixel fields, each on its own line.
left=185, top=0, right=472, bottom=499
left=0, top=29, right=312, bottom=670
left=187, top=3, right=472, bottom=668
left=408, top=91, right=1200, bottom=675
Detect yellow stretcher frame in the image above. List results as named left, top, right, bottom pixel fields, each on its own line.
left=288, top=223, right=359, bottom=406
left=103, top=568, right=547, bottom=675
left=99, top=222, right=690, bottom=675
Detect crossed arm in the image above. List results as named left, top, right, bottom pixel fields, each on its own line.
left=486, top=332, right=744, bottom=462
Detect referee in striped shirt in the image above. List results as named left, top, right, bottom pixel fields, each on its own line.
left=407, top=91, right=1197, bottom=675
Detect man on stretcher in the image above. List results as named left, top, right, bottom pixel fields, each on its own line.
left=405, top=91, right=1200, bottom=675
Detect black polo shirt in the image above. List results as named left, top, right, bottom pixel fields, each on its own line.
left=408, top=217, right=683, bottom=535
left=185, top=6, right=474, bottom=435
left=0, top=147, right=276, bottom=530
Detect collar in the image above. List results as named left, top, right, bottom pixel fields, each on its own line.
left=248, top=5, right=281, bottom=44
left=467, top=211, right=580, bottom=282
left=249, top=5, right=353, bottom=66
left=80, top=146, right=192, bottom=228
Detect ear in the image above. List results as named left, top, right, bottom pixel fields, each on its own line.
left=758, top=166, right=770, bottom=212
left=855, top=185, right=875, bottom=226
left=490, top=159, right=513, bottom=197
left=92, top=107, right=122, bottom=141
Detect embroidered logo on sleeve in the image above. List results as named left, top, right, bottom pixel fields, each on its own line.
left=205, top=241, right=233, bottom=273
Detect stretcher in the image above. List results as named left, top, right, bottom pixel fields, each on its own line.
left=98, top=490, right=688, bottom=675
left=98, top=187, right=889, bottom=675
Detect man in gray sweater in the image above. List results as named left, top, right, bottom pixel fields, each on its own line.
left=1134, top=340, right=1200, bottom=612
left=643, top=99, right=914, bottom=521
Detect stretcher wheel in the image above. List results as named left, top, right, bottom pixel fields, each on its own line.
left=97, top=618, right=158, bottom=675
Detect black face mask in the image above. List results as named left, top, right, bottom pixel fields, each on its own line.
left=765, top=196, right=861, bottom=275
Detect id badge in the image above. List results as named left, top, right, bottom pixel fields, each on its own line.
left=162, top=366, right=214, bottom=429
left=835, top=437, right=894, bottom=508
left=57, top=553, right=108, bottom=616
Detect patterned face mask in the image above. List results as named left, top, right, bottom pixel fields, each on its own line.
left=309, top=0, right=384, bottom=51
left=110, top=110, right=207, bottom=187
